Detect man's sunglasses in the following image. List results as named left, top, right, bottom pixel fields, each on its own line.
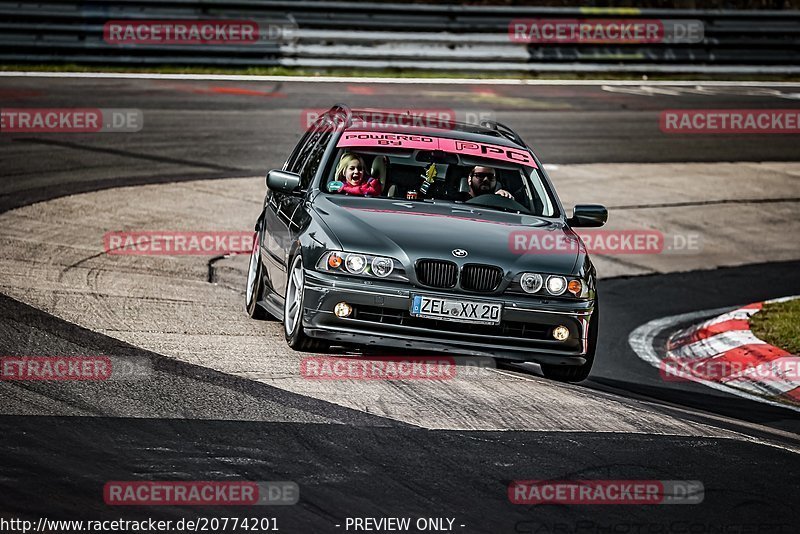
left=471, top=172, right=496, bottom=180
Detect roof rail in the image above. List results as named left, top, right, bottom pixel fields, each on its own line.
left=479, top=120, right=526, bottom=147
left=328, top=103, right=353, bottom=128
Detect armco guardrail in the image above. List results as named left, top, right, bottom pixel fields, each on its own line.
left=1, top=0, right=799, bottom=73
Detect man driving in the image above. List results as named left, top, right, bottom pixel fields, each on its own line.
left=468, top=166, right=513, bottom=199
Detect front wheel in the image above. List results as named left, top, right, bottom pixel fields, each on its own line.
left=284, top=254, right=328, bottom=352
left=540, top=301, right=598, bottom=383
left=245, top=231, right=269, bottom=319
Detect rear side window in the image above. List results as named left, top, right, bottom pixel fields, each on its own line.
left=284, top=117, right=333, bottom=189
left=299, top=129, right=332, bottom=189
left=284, top=129, right=314, bottom=173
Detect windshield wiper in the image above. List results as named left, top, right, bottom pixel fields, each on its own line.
left=463, top=202, right=527, bottom=215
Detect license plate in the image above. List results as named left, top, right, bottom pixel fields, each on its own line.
left=410, top=295, right=502, bottom=325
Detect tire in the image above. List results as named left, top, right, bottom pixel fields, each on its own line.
left=284, top=253, right=328, bottom=352
left=245, top=231, right=269, bottom=320
left=540, top=299, right=599, bottom=383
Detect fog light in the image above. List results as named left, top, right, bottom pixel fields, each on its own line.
left=552, top=325, right=570, bottom=341
left=334, top=302, right=353, bottom=318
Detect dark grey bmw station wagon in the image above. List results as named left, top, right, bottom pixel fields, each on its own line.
left=246, top=105, right=608, bottom=382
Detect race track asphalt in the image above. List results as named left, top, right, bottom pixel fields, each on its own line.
left=0, top=75, right=798, bottom=532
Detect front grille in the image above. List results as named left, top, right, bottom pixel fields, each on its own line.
left=416, top=259, right=458, bottom=288
left=461, top=264, right=503, bottom=292
left=353, top=305, right=550, bottom=341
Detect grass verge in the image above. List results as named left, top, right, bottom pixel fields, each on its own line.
left=750, top=298, right=800, bottom=355
left=3, top=63, right=800, bottom=82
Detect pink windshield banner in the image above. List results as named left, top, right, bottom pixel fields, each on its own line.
left=337, top=131, right=438, bottom=151
left=437, top=138, right=535, bottom=166
left=336, top=130, right=537, bottom=167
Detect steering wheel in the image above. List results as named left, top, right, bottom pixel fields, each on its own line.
left=465, top=193, right=529, bottom=213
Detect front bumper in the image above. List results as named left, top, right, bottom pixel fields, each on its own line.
left=301, top=269, right=594, bottom=364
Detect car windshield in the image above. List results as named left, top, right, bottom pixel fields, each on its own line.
left=321, top=144, right=558, bottom=217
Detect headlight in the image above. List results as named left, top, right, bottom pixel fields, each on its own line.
left=371, top=256, right=394, bottom=278
left=510, top=272, right=588, bottom=298
left=520, top=273, right=543, bottom=294
left=546, top=275, right=567, bottom=295
left=345, top=254, right=367, bottom=274
left=316, top=251, right=406, bottom=281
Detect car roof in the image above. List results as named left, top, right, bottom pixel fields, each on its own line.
left=341, top=109, right=529, bottom=150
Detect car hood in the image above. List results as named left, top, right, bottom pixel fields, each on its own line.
left=313, top=195, right=581, bottom=275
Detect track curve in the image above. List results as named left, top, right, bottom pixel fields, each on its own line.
left=1, top=75, right=799, bottom=531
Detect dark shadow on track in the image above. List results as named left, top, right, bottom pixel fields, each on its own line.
left=0, top=293, right=403, bottom=427
left=2, top=415, right=799, bottom=530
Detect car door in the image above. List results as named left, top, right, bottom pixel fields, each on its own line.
left=263, top=118, right=332, bottom=298
left=262, top=127, right=314, bottom=295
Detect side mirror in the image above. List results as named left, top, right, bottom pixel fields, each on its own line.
left=266, top=170, right=301, bottom=194
left=568, top=204, right=608, bottom=228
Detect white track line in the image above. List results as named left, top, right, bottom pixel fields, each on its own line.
left=628, top=306, right=800, bottom=414
left=2, top=71, right=800, bottom=86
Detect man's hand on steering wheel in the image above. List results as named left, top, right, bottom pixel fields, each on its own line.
left=495, top=189, right=513, bottom=199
